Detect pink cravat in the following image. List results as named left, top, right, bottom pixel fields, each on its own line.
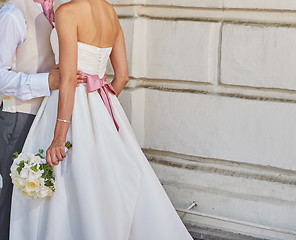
left=34, top=0, right=54, bottom=27
left=83, top=73, right=120, bottom=132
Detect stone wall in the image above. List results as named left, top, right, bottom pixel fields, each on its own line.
left=1, top=0, right=296, bottom=239
left=109, top=1, right=296, bottom=239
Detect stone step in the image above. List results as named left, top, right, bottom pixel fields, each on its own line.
left=187, top=224, right=266, bottom=240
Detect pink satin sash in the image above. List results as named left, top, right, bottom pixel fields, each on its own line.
left=83, top=73, right=119, bottom=131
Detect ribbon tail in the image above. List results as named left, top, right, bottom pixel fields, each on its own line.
left=99, top=87, right=120, bottom=132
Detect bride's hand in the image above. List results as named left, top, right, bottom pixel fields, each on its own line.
left=46, top=138, right=66, bottom=167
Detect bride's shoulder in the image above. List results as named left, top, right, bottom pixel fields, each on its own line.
left=95, top=0, right=118, bottom=18
left=55, top=0, right=81, bottom=16
left=102, top=2, right=120, bottom=23
left=103, top=1, right=116, bottom=11
left=54, top=1, right=84, bottom=27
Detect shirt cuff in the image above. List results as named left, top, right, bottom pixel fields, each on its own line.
left=30, top=73, right=51, bottom=98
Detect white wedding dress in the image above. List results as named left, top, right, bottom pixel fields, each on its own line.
left=10, top=28, right=193, bottom=240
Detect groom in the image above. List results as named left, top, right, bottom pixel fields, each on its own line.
left=0, top=0, right=80, bottom=239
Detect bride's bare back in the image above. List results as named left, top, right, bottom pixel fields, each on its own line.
left=74, top=0, right=120, bottom=48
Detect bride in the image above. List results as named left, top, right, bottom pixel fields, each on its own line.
left=10, top=0, right=193, bottom=239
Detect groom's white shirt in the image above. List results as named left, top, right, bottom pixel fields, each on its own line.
left=0, top=3, right=50, bottom=102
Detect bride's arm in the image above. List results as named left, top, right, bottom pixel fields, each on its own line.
left=110, top=25, right=129, bottom=96
left=46, top=4, right=78, bottom=167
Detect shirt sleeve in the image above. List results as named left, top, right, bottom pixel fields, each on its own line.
left=0, top=4, right=50, bottom=101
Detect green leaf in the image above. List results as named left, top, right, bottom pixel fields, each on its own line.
left=30, top=164, right=38, bottom=172
left=45, top=179, right=55, bottom=192
left=36, top=149, right=45, bottom=159
left=17, top=161, right=25, bottom=174
left=12, top=152, right=19, bottom=161
left=44, top=179, right=54, bottom=187
left=65, top=141, right=72, bottom=150
left=49, top=185, right=55, bottom=192
left=40, top=163, right=54, bottom=179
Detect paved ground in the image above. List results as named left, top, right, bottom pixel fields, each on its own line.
left=186, top=224, right=266, bottom=240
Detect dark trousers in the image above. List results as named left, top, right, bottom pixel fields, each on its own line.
left=0, top=107, right=35, bottom=240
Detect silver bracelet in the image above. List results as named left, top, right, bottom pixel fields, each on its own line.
left=57, top=119, right=71, bottom=124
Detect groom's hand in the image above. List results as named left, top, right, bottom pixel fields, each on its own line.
left=48, top=65, right=86, bottom=90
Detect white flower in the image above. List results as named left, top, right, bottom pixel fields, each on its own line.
left=20, top=167, right=29, bottom=178
left=38, top=186, right=53, bottom=198
left=25, top=178, right=42, bottom=193
left=28, top=169, right=42, bottom=180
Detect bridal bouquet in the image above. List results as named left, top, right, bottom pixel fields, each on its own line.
left=10, top=142, right=72, bottom=199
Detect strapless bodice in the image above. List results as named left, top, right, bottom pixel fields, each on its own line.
left=50, top=28, right=112, bottom=78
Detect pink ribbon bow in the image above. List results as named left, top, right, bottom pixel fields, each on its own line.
left=34, top=0, right=54, bottom=28
left=83, top=73, right=119, bottom=131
